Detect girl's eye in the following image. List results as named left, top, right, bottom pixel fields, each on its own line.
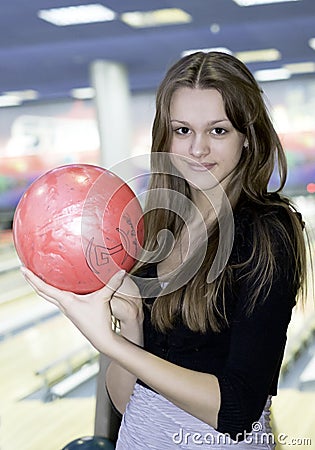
left=211, top=127, right=226, bottom=136
left=175, top=127, right=191, bottom=135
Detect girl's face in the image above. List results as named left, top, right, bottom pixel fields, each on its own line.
left=169, top=87, right=247, bottom=191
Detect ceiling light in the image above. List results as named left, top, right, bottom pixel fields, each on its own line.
left=254, top=68, right=291, bottom=82
left=120, top=8, right=192, bottom=28
left=4, top=89, right=39, bottom=101
left=236, top=48, right=281, bottom=63
left=284, top=62, right=315, bottom=74
left=0, top=95, right=22, bottom=108
left=38, top=4, right=116, bottom=26
left=233, top=0, right=300, bottom=5
left=181, top=47, right=233, bottom=57
left=309, top=38, right=315, bottom=51
left=210, top=23, right=220, bottom=33
left=70, top=87, right=95, bottom=100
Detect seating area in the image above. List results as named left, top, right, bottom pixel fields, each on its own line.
left=35, top=344, right=99, bottom=402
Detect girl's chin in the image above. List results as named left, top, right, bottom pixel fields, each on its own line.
left=183, top=173, right=222, bottom=190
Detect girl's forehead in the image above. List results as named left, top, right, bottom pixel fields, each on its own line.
left=170, top=88, right=226, bottom=118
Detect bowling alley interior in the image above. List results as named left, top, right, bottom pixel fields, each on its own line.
left=1, top=1, right=315, bottom=449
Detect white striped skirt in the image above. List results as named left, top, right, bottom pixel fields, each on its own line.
left=116, top=383, right=275, bottom=449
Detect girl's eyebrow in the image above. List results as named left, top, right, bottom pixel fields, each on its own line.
left=170, top=119, right=190, bottom=125
left=170, top=119, right=229, bottom=125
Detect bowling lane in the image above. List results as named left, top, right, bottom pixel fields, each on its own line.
left=0, top=271, right=45, bottom=318
left=0, top=268, right=60, bottom=341
left=0, top=236, right=30, bottom=306
left=0, top=233, right=100, bottom=449
left=2, top=397, right=96, bottom=450
left=0, top=313, right=97, bottom=403
left=272, top=389, right=315, bottom=449
left=0, top=268, right=32, bottom=305
left=1, top=309, right=98, bottom=450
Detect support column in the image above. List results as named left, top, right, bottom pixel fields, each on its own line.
left=89, top=60, right=131, bottom=441
left=90, top=60, right=131, bottom=168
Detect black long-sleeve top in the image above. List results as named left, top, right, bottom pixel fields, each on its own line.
left=133, top=198, right=300, bottom=440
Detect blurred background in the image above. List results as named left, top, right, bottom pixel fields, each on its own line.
left=0, top=1, right=314, bottom=449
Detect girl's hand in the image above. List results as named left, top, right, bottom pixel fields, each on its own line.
left=21, top=267, right=126, bottom=353
left=110, top=275, right=143, bottom=327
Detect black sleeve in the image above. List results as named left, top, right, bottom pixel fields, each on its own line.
left=216, top=207, right=297, bottom=440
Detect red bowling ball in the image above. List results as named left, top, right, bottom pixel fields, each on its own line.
left=13, top=164, right=144, bottom=294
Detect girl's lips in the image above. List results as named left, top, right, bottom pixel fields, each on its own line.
left=187, top=162, right=216, bottom=172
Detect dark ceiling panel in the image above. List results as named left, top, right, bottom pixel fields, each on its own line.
left=0, top=0, right=314, bottom=100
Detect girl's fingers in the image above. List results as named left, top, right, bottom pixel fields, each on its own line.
left=114, top=275, right=141, bottom=300
left=21, top=266, right=126, bottom=301
left=21, top=266, right=127, bottom=320
left=21, top=266, right=64, bottom=307
left=97, top=270, right=126, bottom=300
left=21, top=266, right=57, bottom=294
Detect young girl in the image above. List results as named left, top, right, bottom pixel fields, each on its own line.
left=22, top=52, right=307, bottom=449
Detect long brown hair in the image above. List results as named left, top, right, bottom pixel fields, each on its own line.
left=133, top=51, right=308, bottom=333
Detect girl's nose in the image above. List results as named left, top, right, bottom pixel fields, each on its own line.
left=189, top=135, right=210, bottom=158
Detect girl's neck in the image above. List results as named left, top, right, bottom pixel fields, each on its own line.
left=190, top=184, right=225, bottom=228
